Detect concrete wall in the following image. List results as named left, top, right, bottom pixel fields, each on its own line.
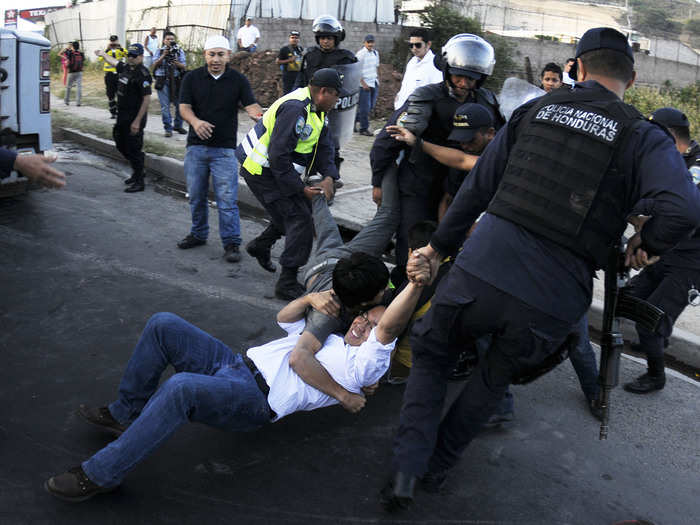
left=252, top=17, right=402, bottom=57
left=508, top=36, right=700, bottom=87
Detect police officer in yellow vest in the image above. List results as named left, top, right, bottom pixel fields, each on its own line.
left=98, top=35, right=127, bottom=118
left=236, top=68, right=341, bottom=300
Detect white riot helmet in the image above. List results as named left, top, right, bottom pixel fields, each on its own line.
left=440, top=34, right=496, bottom=87
left=312, top=15, right=345, bottom=45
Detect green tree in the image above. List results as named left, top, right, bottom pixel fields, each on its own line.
left=686, top=19, right=700, bottom=36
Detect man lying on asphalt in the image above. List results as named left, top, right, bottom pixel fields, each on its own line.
left=44, top=259, right=431, bottom=502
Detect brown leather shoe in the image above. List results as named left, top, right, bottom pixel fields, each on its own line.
left=45, top=466, right=117, bottom=502
left=78, top=405, right=128, bottom=437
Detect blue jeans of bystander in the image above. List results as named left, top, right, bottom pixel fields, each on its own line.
left=156, top=82, right=183, bottom=132
left=184, top=145, right=241, bottom=247
left=356, top=85, right=378, bottom=132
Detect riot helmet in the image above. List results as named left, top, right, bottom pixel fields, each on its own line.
left=312, top=15, right=345, bottom=45
left=439, top=34, right=495, bottom=88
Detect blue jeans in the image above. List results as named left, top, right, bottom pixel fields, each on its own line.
left=156, top=82, right=182, bottom=132
left=82, top=313, right=272, bottom=487
left=356, top=85, right=378, bottom=131
left=184, top=145, right=241, bottom=247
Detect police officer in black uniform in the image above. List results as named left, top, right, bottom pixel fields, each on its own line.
left=380, top=27, right=700, bottom=511
left=95, top=43, right=152, bottom=193
left=371, top=33, right=503, bottom=272
left=622, top=107, right=700, bottom=394
left=295, top=15, right=357, bottom=182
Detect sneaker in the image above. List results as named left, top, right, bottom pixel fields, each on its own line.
left=224, top=244, right=241, bottom=263
left=174, top=127, right=187, bottom=135
left=359, top=129, right=373, bottom=137
left=623, top=373, right=665, bottom=394
left=177, top=234, right=206, bottom=249
left=77, top=405, right=128, bottom=437
left=45, top=466, right=117, bottom=503
left=164, top=130, right=173, bottom=137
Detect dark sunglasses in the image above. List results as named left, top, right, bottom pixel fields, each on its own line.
left=408, top=42, right=424, bottom=49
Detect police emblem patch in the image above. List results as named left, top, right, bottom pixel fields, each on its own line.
left=397, top=111, right=408, bottom=127
left=300, top=124, right=313, bottom=140
left=142, top=80, right=150, bottom=88
left=295, top=116, right=305, bottom=135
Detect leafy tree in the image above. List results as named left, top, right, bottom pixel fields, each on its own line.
left=686, top=19, right=700, bottom=36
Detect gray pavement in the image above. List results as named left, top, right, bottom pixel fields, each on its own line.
left=1, top=155, right=699, bottom=524
left=49, top=96, right=700, bottom=370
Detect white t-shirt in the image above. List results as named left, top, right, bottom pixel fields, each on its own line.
left=237, top=25, right=261, bottom=48
left=394, top=49, right=444, bottom=109
left=247, top=319, right=396, bottom=421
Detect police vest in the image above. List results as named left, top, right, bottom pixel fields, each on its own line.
left=238, top=87, right=326, bottom=175
left=487, top=87, right=644, bottom=269
left=101, top=47, right=126, bottom=73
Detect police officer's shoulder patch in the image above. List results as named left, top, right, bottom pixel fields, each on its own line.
left=295, top=115, right=305, bottom=135
left=142, top=80, right=151, bottom=88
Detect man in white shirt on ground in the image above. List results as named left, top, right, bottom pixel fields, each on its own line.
left=394, top=28, right=443, bottom=110
left=237, top=17, right=261, bottom=52
left=44, top=261, right=433, bottom=502
left=355, top=34, right=380, bottom=136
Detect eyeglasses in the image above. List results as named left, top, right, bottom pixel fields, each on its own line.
left=358, top=311, right=378, bottom=328
left=408, top=42, right=424, bottom=49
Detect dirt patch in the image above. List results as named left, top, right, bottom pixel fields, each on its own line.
left=229, top=51, right=404, bottom=120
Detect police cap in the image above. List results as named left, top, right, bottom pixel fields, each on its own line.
left=569, top=27, right=633, bottom=81
left=448, top=103, right=494, bottom=142
left=650, top=107, right=690, bottom=129
left=309, top=68, right=342, bottom=91
left=127, top=43, right=144, bottom=57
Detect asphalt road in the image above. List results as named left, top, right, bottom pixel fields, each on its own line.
left=1, top=148, right=698, bottom=525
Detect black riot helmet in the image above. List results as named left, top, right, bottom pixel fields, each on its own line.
left=312, top=14, right=345, bottom=45
left=438, top=34, right=496, bottom=89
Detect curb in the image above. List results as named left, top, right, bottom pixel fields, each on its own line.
left=57, top=127, right=700, bottom=372
left=58, top=127, right=369, bottom=233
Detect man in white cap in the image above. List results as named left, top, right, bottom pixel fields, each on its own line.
left=176, top=35, right=262, bottom=263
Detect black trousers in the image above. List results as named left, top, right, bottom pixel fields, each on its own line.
left=105, top=72, right=118, bottom=115
left=282, top=71, right=299, bottom=95
left=392, top=266, right=573, bottom=477
left=113, top=117, right=145, bottom=178
left=241, top=168, right=312, bottom=269
left=627, top=262, right=700, bottom=375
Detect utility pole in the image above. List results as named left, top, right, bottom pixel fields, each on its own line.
left=116, top=0, right=126, bottom=45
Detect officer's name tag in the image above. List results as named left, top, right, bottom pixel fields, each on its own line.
left=535, top=104, right=620, bottom=143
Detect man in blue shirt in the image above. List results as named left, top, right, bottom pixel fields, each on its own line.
left=381, top=27, right=700, bottom=511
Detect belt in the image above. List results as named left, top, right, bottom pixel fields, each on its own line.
left=303, top=257, right=339, bottom=285
left=242, top=355, right=277, bottom=419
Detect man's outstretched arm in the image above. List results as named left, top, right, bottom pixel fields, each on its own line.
left=278, top=292, right=366, bottom=412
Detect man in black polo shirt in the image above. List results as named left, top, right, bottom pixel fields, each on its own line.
left=178, top=35, right=262, bottom=263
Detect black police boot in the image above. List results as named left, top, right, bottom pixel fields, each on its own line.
left=224, top=244, right=241, bottom=263
left=275, top=267, right=305, bottom=301
left=177, top=234, right=206, bottom=249
left=380, top=472, right=416, bottom=512
left=124, top=177, right=145, bottom=193
left=623, top=373, right=666, bottom=394
left=420, top=469, right=448, bottom=494
left=45, top=466, right=117, bottom=503
left=246, top=239, right=276, bottom=273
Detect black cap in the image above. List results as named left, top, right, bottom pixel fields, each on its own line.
left=570, top=27, right=633, bottom=80
left=364, top=34, right=375, bottom=42
left=109, top=35, right=118, bottom=42
left=448, top=103, right=494, bottom=142
left=309, top=68, right=342, bottom=91
left=650, top=107, right=690, bottom=129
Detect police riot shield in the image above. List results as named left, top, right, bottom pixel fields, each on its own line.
left=327, top=61, right=362, bottom=148
left=498, top=77, right=545, bottom=122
